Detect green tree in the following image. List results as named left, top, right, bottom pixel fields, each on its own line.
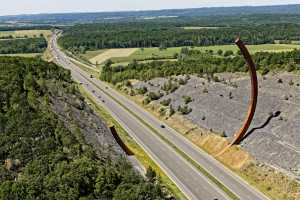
left=145, top=167, right=157, bottom=182
left=217, top=49, right=223, bottom=55
left=224, top=50, right=234, bottom=57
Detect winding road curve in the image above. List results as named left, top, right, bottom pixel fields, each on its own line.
left=50, top=31, right=269, bottom=200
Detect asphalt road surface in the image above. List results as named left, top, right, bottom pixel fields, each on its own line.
left=50, top=31, right=269, bottom=200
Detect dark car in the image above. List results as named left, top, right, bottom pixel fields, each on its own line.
left=160, top=125, right=165, bottom=128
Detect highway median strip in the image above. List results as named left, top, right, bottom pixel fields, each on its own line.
left=55, top=33, right=239, bottom=199
left=79, top=86, right=188, bottom=200
left=76, top=68, right=240, bottom=200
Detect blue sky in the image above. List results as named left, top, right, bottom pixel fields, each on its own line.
left=1, top=0, right=300, bottom=16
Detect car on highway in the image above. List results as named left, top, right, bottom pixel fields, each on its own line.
left=160, top=124, right=165, bottom=128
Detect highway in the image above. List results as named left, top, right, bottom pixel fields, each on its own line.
left=50, top=31, right=269, bottom=200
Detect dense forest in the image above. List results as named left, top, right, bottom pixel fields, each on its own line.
left=101, top=48, right=300, bottom=84
left=0, top=57, right=168, bottom=199
left=0, top=38, right=47, bottom=54
left=59, top=22, right=300, bottom=53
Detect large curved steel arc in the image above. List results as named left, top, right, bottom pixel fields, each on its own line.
left=229, top=38, right=258, bottom=146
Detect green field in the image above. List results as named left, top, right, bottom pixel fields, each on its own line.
left=291, top=41, right=300, bottom=44
left=182, top=26, right=220, bottom=30
left=87, top=48, right=138, bottom=64
left=0, top=30, right=52, bottom=39
left=78, top=43, right=300, bottom=67
left=80, top=49, right=107, bottom=60
left=109, top=48, right=179, bottom=63
left=194, top=43, right=300, bottom=53
left=106, top=44, right=300, bottom=64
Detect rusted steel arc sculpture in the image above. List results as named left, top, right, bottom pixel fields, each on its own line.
left=229, top=38, right=258, bottom=146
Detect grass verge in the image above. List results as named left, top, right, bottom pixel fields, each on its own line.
left=77, top=75, right=240, bottom=200
left=122, top=89, right=300, bottom=200
left=79, top=86, right=188, bottom=200
left=70, top=60, right=99, bottom=77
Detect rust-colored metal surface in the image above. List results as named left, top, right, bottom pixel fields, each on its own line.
left=217, top=38, right=258, bottom=156
left=230, top=38, right=258, bottom=146
left=110, top=126, right=134, bottom=156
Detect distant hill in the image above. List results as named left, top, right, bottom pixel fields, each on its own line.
left=1, top=4, right=300, bottom=25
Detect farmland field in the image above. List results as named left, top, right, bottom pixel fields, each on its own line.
left=0, top=30, right=52, bottom=39
left=89, top=48, right=137, bottom=64
left=110, top=48, right=179, bottom=63
left=0, top=53, right=41, bottom=57
left=83, top=43, right=300, bottom=65
left=194, top=43, right=300, bottom=53
left=80, top=49, right=107, bottom=60
left=182, top=26, right=220, bottom=30
left=0, top=30, right=51, bottom=57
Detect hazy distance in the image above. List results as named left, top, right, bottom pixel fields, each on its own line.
left=1, top=0, right=300, bottom=16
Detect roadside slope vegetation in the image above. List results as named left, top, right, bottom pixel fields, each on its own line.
left=0, top=57, right=168, bottom=200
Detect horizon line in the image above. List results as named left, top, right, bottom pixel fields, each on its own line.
left=0, top=3, right=299, bottom=18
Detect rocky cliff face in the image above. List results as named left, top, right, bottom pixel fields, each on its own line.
left=0, top=57, right=168, bottom=200
left=49, top=86, right=125, bottom=159
left=133, top=73, right=300, bottom=178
